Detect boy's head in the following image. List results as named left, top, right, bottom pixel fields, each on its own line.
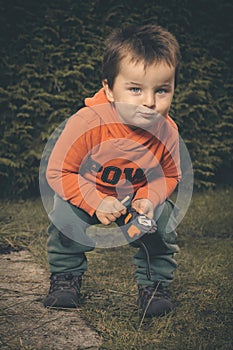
left=102, top=24, right=181, bottom=129
left=102, top=24, right=181, bottom=90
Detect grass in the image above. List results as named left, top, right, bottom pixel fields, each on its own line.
left=0, top=188, right=232, bottom=349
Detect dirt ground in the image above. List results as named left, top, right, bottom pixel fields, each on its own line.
left=0, top=250, right=101, bottom=350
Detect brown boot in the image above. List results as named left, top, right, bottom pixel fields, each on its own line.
left=138, top=282, right=174, bottom=317
left=44, top=273, right=82, bottom=308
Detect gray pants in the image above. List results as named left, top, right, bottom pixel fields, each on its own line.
left=47, top=196, right=179, bottom=286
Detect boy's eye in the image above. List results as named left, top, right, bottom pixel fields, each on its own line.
left=130, top=87, right=141, bottom=94
left=157, top=88, right=167, bottom=94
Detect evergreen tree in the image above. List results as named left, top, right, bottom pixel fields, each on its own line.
left=0, top=0, right=232, bottom=197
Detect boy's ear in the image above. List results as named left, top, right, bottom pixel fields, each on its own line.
left=102, top=79, right=114, bottom=102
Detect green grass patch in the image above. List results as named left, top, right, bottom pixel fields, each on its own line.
left=0, top=188, right=232, bottom=349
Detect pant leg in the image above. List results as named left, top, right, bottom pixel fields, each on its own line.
left=46, top=195, right=98, bottom=275
left=132, top=199, right=180, bottom=287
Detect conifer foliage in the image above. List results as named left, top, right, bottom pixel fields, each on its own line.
left=0, top=0, right=232, bottom=197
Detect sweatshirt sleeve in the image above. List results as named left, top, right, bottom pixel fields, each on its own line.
left=46, top=113, right=107, bottom=216
left=133, top=120, right=181, bottom=208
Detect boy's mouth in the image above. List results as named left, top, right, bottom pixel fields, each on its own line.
left=136, top=108, right=160, bottom=119
left=136, top=110, right=157, bottom=119
left=137, top=112, right=154, bottom=117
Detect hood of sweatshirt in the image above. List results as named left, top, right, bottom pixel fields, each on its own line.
left=85, top=88, right=108, bottom=107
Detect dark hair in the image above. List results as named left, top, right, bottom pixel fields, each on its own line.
left=102, top=24, right=181, bottom=89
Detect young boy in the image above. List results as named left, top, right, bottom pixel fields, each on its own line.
left=44, top=24, right=181, bottom=318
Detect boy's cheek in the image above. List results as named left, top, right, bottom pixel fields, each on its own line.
left=157, top=105, right=172, bottom=118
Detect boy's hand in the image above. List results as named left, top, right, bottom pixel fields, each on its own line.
left=132, top=198, right=154, bottom=219
left=96, top=196, right=127, bottom=225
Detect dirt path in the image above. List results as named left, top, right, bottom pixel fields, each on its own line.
left=0, top=250, right=101, bottom=350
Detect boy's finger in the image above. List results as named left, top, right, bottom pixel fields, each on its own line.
left=112, top=211, right=122, bottom=218
left=120, top=207, right=127, bottom=214
left=108, top=214, right=117, bottom=222
left=113, top=200, right=126, bottom=212
left=101, top=217, right=112, bottom=225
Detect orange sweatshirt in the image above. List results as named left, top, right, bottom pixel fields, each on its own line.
left=47, top=89, right=181, bottom=216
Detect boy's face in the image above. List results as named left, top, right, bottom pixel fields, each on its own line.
left=103, top=55, right=175, bottom=129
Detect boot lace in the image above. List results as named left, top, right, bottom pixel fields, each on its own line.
left=49, top=274, right=82, bottom=294
left=139, top=282, right=169, bottom=303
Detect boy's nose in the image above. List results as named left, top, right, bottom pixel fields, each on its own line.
left=143, top=92, right=155, bottom=109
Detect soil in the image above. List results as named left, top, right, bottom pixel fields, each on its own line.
left=0, top=250, right=101, bottom=350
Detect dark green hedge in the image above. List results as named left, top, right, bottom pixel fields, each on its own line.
left=0, top=0, right=232, bottom=197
